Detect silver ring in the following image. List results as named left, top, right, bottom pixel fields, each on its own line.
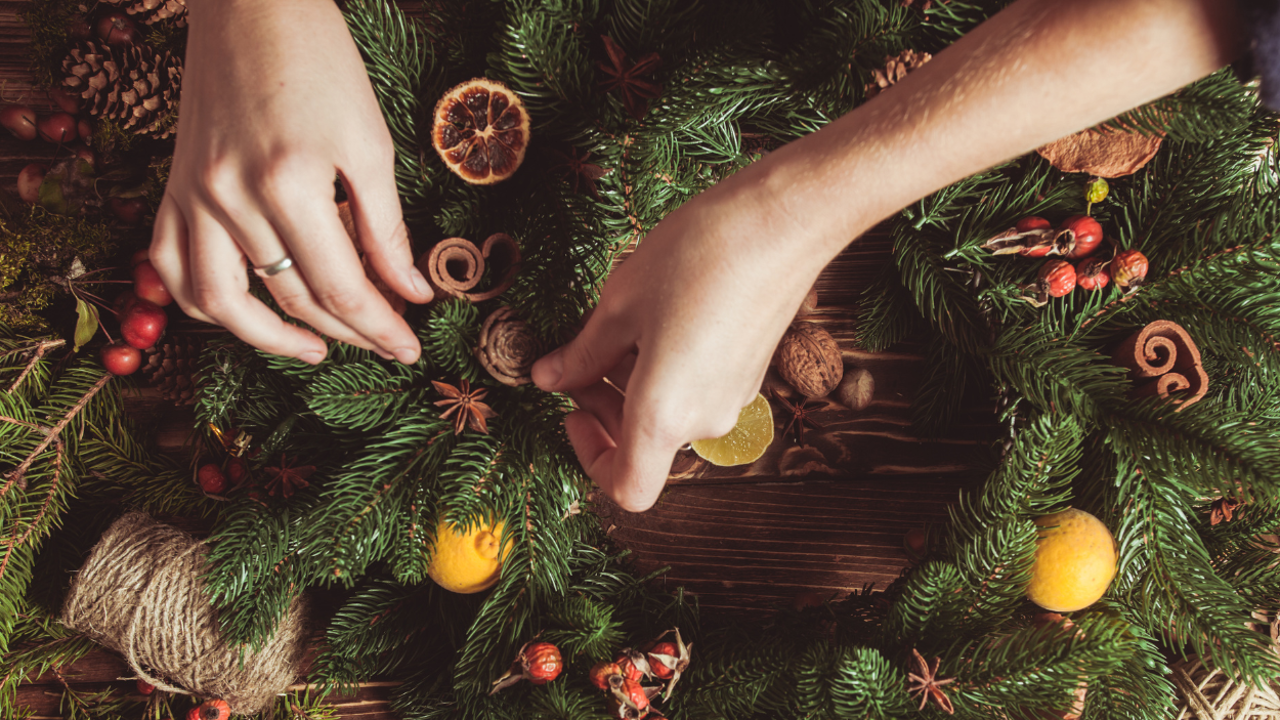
left=251, top=255, right=294, bottom=278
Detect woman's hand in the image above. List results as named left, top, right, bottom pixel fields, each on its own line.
left=150, top=0, right=433, bottom=364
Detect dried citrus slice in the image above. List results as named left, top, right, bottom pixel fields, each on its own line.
left=432, top=78, right=530, bottom=185
left=690, top=393, right=774, bottom=467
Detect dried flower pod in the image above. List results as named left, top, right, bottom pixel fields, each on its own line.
left=834, top=367, right=874, bottom=412
left=776, top=322, right=843, bottom=398
left=477, top=306, right=540, bottom=386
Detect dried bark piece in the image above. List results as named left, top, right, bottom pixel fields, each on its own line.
left=336, top=201, right=406, bottom=314
left=1112, top=320, right=1209, bottom=411
left=418, top=233, right=521, bottom=303
left=477, top=306, right=540, bottom=386
left=1036, top=127, right=1163, bottom=178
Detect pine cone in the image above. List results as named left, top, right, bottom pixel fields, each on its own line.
left=102, top=0, right=188, bottom=26
left=142, top=335, right=203, bottom=405
left=61, top=41, right=183, bottom=139
left=864, top=49, right=932, bottom=99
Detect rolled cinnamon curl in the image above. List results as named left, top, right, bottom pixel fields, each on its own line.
left=418, top=233, right=521, bottom=303
left=1113, top=320, right=1210, bottom=410
left=477, top=306, right=541, bottom=386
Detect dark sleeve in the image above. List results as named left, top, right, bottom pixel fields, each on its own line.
left=1239, top=0, right=1280, bottom=110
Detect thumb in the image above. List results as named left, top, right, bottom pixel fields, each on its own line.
left=340, top=165, right=434, bottom=304
left=533, top=311, right=634, bottom=392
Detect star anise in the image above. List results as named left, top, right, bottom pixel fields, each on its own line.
left=433, top=379, right=497, bottom=435
left=1210, top=496, right=1242, bottom=525
left=773, top=391, right=825, bottom=444
left=598, top=35, right=661, bottom=121
left=551, top=146, right=610, bottom=199
left=263, top=453, right=316, bottom=499
left=907, top=648, right=955, bottom=715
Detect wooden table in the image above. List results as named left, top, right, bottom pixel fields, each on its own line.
left=3, top=3, right=988, bottom=716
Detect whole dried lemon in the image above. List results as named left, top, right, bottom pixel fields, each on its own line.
left=690, top=393, right=774, bottom=467
left=427, top=517, right=513, bottom=594
left=432, top=78, right=531, bottom=185
left=1027, top=509, right=1117, bottom=612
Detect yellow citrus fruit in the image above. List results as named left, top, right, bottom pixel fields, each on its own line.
left=1027, top=508, right=1118, bottom=612
left=690, top=393, right=774, bottom=467
left=427, top=518, right=512, bottom=594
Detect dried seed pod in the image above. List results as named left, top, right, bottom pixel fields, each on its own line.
left=776, top=322, right=843, bottom=398
left=834, top=367, right=874, bottom=412
left=477, top=306, right=540, bottom=386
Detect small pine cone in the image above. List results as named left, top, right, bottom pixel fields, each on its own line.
left=476, top=306, right=541, bottom=386
left=61, top=41, right=183, bottom=139
left=102, top=0, right=188, bottom=26
left=142, top=334, right=203, bottom=405
left=864, top=49, right=932, bottom=99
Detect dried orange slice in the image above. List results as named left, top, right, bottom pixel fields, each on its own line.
left=690, top=393, right=774, bottom=467
left=432, top=78, right=530, bottom=185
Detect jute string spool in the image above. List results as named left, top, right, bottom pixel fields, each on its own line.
left=60, top=511, right=309, bottom=715
left=1173, top=615, right=1280, bottom=720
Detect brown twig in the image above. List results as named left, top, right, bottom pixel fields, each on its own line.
left=2, top=373, right=111, bottom=494
left=5, top=339, right=65, bottom=394
left=0, top=433, right=63, bottom=582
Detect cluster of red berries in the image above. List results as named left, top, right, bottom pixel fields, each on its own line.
left=5, top=11, right=149, bottom=224
left=99, top=251, right=173, bottom=376
left=985, top=214, right=1150, bottom=305
left=196, top=457, right=248, bottom=498
left=588, top=630, right=691, bottom=719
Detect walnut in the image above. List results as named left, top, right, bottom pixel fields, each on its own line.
left=835, top=367, right=875, bottom=412
left=776, top=322, right=842, bottom=398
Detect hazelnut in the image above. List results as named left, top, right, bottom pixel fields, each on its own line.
left=835, top=367, right=874, bottom=412
left=776, top=322, right=842, bottom=398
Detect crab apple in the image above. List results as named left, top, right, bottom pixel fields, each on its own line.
left=197, top=464, right=229, bottom=495
left=37, top=112, right=76, bottom=144
left=1039, top=260, right=1076, bottom=298
left=111, top=197, right=150, bottom=226
left=113, top=290, right=137, bottom=317
left=1075, top=257, right=1110, bottom=291
left=72, top=144, right=95, bottom=169
left=1061, top=215, right=1103, bottom=260
left=67, top=15, right=92, bottom=41
left=0, top=105, right=37, bottom=140
left=17, top=163, right=46, bottom=203
left=78, top=118, right=93, bottom=142
left=96, top=12, right=141, bottom=47
left=120, top=298, right=167, bottom=349
left=1110, top=249, right=1149, bottom=291
left=101, top=341, right=142, bottom=376
left=133, top=260, right=173, bottom=306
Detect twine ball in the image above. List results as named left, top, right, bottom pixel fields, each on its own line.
left=60, top=511, right=309, bottom=715
left=1172, top=656, right=1280, bottom=720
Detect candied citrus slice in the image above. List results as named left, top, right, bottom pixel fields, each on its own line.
left=427, top=517, right=513, bottom=594
left=690, top=393, right=774, bottom=467
left=1027, top=508, right=1118, bottom=612
left=432, top=78, right=530, bottom=185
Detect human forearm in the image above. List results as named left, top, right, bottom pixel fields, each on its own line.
left=744, top=0, right=1245, bottom=264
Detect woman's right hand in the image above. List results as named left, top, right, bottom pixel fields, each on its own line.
left=150, top=0, right=433, bottom=365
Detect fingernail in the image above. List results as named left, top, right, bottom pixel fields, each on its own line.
left=299, top=350, right=325, bottom=365
left=393, top=347, right=419, bottom=364
left=533, top=349, right=563, bottom=389
left=373, top=347, right=394, bottom=360
left=411, top=269, right=433, bottom=299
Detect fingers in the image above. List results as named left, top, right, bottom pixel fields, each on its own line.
left=150, top=195, right=217, bottom=325
left=564, top=403, right=681, bottom=513
left=339, top=166, right=434, bottom=305
left=533, top=308, right=635, bottom=393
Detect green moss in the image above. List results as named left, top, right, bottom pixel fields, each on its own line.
left=22, top=0, right=77, bottom=89
left=0, top=207, right=114, bottom=332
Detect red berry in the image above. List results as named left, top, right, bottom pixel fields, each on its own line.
left=37, top=112, right=77, bottom=144
left=133, top=260, right=173, bottom=306
left=17, top=164, right=46, bottom=204
left=0, top=105, right=37, bottom=140
left=226, top=457, right=248, bottom=486
left=521, top=641, right=562, bottom=685
left=136, top=678, right=155, bottom=695
left=1061, top=215, right=1103, bottom=260
left=1039, top=260, right=1076, bottom=298
left=96, top=12, right=141, bottom=47
left=120, top=298, right=167, bottom=349
left=187, top=699, right=231, bottom=720
left=48, top=88, right=81, bottom=114
left=197, top=464, right=229, bottom=495
left=110, top=197, right=150, bottom=226
left=101, top=341, right=142, bottom=376
left=1075, top=257, right=1110, bottom=291
left=1110, top=249, right=1149, bottom=291
left=589, top=661, right=624, bottom=691
left=646, top=641, right=679, bottom=680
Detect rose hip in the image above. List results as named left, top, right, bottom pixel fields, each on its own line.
left=1061, top=215, right=1104, bottom=260
left=1039, top=259, right=1077, bottom=298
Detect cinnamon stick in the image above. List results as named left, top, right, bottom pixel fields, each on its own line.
left=419, top=233, right=521, bottom=303
left=476, top=306, right=540, bottom=386
left=1112, top=320, right=1209, bottom=410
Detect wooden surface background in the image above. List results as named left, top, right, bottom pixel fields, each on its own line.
left=3, top=2, right=989, bottom=717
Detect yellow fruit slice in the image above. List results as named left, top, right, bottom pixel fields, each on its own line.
left=690, top=393, right=774, bottom=467
left=427, top=517, right=513, bottom=594
left=1027, top=508, right=1118, bottom=612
